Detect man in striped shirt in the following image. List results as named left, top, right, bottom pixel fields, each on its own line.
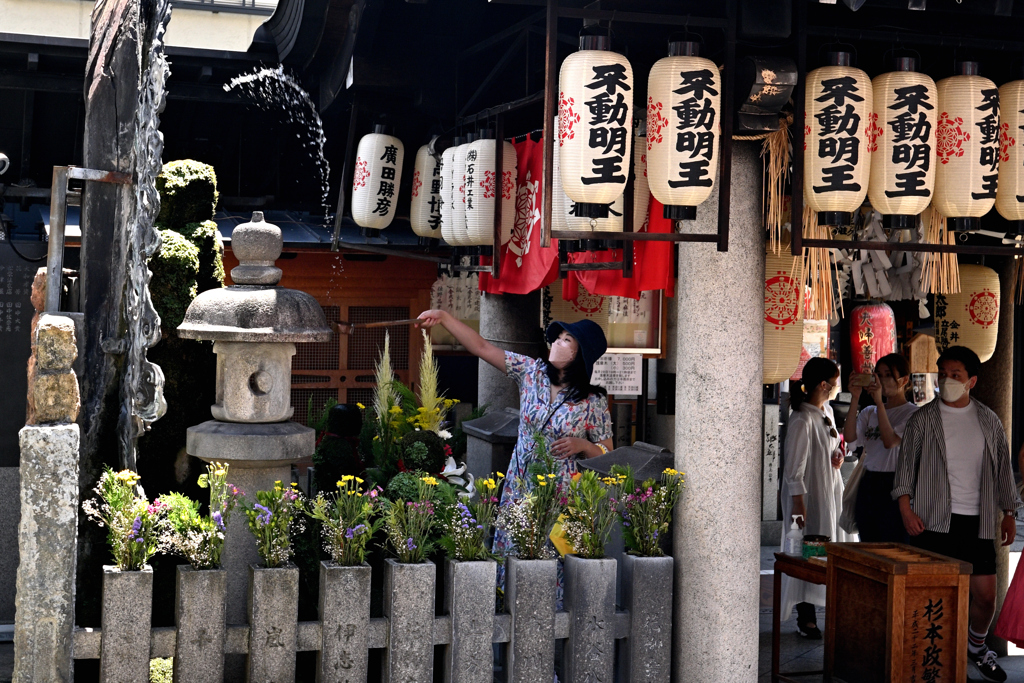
left=893, top=346, right=1020, bottom=683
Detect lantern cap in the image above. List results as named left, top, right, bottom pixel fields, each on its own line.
left=452, top=136, right=465, bottom=146
left=827, top=51, right=852, bottom=67
left=464, top=133, right=476, bottom=143
left=818, top=211, right=853, bottom=228
left=373, top=124, right=387, bottom=134
left=948, top=216, right=979, bottom=233
left=956, top=61, right=980, bottom=76
left=664, top=205, right=697, bottom=221
left=579, top=34, right=610, bottom=51
left=476, top=129, right=495, bottom=140
left=883, top=214, right=914, bottom=230
left=668, top=41, right=700, bottom=57
left=573, top=202, right=610, bottom=219
left=894, top=57, right=917, bottom=72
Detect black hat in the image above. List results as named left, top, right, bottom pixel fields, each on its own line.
left=545, top=319, right=608, bottom=381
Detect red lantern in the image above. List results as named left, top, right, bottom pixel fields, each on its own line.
left=849, top=303, right=897, bottom=374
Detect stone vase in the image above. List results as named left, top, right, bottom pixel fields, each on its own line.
left=247, top=563, right=299, bottom=683
left=620, top=553, right=673, bottom=682
left=99, top=565, right=153, bottom=683
left=383, top=558, right=436, bottom=683
left=505, top=556, right=557, bottom=683
left=444, top=558, right=497, bottom=683
left=563, top=554, right=616, bottom=683
left=173, top=565, right=227, bottom=683
left=318, top=561, right=371, bottom=683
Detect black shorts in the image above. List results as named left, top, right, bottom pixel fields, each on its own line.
left=910, top=514, right=996, bottom=575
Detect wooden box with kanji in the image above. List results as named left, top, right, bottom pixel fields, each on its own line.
left=823, top=543, right=971, bottom=683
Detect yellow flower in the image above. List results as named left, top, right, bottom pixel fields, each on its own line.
left=389, top=405, right=403, bottom=415
left=355, top=477, right=364, bottom=484
left=417, top=407, right=428, bottom=413
left=290, top=482, right=298, bottom=488
left=497, top=472, right=505, bottom=478
left=214, top=468, right=226, bottom=477
left=546, top=474, right=556, bottom=479
left=421, top=476, right=438, bottom=487
left=663, top=468, right=679, bottom=476
left=336, top=480, right=344, bottom=488
left=342, top=475, right=355, bottom=482
left=347, top=491, right=356, bottom=496
left=356, top=403, right=365, bottom=410
left=537, top=480, right=547, bottom=487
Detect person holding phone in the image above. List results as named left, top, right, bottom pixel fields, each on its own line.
left=780, top=357, right=855, bottom=639
left=843, top=353, right=918, bottom=542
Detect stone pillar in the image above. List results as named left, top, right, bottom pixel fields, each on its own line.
left=673, top=141, right=764, bottom=681
left=972, top=256, right=1015, bottom=656
left=478, top=291, right=543, bottom=411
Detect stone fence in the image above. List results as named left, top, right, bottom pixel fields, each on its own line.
left=72, top=553, right=673, bottom=683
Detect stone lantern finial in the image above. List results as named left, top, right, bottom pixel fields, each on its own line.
left=229, top=211, right=283, bottom=286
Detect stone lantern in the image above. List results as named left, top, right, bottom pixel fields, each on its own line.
left=177, top=211, right=331, bottom=622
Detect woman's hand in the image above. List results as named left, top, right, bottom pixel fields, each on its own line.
left=849, top=382, right=863, bottom=402
left=551, top=437, right=593, bottom=460
left=867, top=375, right=884, bottom=406
left=415, top=309, right=449, bottom=329
left=898, top=496, right=925, bottom=536
left=831, top=447, right=845, bottom=470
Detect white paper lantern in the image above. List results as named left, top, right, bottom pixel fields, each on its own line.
left=804, top=52, right=872, bottom=228
left=763, top=252, right=805, bottom=384
left=933, top=62, right=1000, bottom=232
left=646, top=41, right=721, bottom=221
left=553, top=116, right=622, bottom=234
left=410, top=143, right=442, bottom=239
left=996, top=80, right=1024, bottom=225
left=351, top=128, right=404, bottom=230
left=439, top=139, right=462, bottom=246
left=558, top=35, right=633, bottom=221
left=868, top=59, right=937, bottom=230
left=449, top=137, right=474, bottom=246
left=464, top=135, right=518, bottom=246
left=633, top=120, right=650, bottom=230
left=934, top=263, right=1000, bottom=361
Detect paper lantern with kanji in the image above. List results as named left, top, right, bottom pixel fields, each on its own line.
left=448, top=138, right=473, bottom=246
left=849, top=303, right=897, bottom=374
left=351, top=128, right=405, bottom=230
left=410, top=144, right=442, bottom=238
left=934, top=263, right=999, bottom=361
left=647, top=41, right=721, bottom=221
left=558, top=35, right=633, bottom=221
left=633, top=121, right=650, bottom=230
left=996, top=80, right=1024, bottom=224
left=763, top=253, right=805, bottom=384
left=868, top=59, right=937, bottom=230
left=440, top=138, right=462, bottom=246
left=804, top=52, right=872, bottom=228
left=553, top=115, right=623, bottom=234
left=464, top=135, right=518, bottom=246
left=933, top=62, right=1001, bottom=232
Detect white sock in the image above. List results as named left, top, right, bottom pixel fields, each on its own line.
left=968, top=625, right=988, bottom=655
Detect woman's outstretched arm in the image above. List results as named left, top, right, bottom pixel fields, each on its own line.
left=416, top=309, right=507, bottom=372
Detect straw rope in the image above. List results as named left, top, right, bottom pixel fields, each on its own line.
left=759, top=115, right=792, bottom=255
left=920, top=206, right=961, bottom=295
left=801, top=206, right=843, bottom=320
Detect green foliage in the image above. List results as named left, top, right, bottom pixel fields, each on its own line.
left=384, top=470, right=428, bottom=503
left=302, top=476, right=384, bottom=566
left=179, top=220, right=224, bottom=293
left=383, top=476, right=438, bottom=563
left=149, top=229, right=199, bottom=332
left=149, top=658, right=173, bottom=683
left=562, top=470, right=616, bottom=559
left=609, top=465, right=684, bottom=557
left=401, top=430, right=445, bottom=472
left=156, top=160, right=219, bottom=228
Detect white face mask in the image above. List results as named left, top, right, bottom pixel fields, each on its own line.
left=548, top=338, right=576, bottom=369
left=827, top=382, right=841, bottom=401
left=939, top=377, right=968, bottom=403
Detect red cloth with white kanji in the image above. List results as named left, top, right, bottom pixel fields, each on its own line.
left=479, top=136, right=559, bottom=294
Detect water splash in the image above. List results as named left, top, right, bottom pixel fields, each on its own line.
left=224, top=65, right=332, bottom=223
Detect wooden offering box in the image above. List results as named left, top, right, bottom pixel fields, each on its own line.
left=824, top=543, right=970, bottom=683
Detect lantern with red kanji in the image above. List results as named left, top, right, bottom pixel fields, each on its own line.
left=440, top=136, right=464, bottom=246
left=849, top=303, right=897, bottom=374
left=996, top=79, right=1024, bottom=232
left=464, top=132, right=518, bottom=246
left=933, top=264, right=1000, bottom=362
left=410, top=143, right=442, bottom=239
left=351, top=125, right=405, bottom=231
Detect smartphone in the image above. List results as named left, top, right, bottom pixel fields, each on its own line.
left=849, top=373, right=874, bottom=388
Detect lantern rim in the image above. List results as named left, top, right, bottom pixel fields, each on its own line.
left=948, top=217, right=980, bottom=233
left=882, top=214, right=915, bottom=230
left=817, top=211, right=853, bottom=228
left=894, top=56, right=917, bottom=72
left=663, top=205, right=697, bottom=221
left=578, top=34, right=610, bottom=51
left=574, top=202, right=610, bottom=219
left=668, top=41, right=700, bottom=57
left=956, top=61, right=980, bottom=76
left=827, top=51, right=852, bottom=67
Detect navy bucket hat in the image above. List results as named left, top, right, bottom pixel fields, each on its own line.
left=545, top=319, right=608, bottom=381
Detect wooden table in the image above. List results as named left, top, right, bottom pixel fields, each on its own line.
left=773, top=552, right=827, bottom=683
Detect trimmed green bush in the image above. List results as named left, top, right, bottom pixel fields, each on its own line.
left=149, top=229, right=199, bottom=332
left=385, top=470, right=429, bottom=503
left=180, top=220, right=225, bottom=293
left=156, top=160, right=219, bottom=228
left=400, top=430, right=446, bottom=473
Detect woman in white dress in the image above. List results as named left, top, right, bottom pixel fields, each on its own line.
left=780, top=357, right=857, bottom=638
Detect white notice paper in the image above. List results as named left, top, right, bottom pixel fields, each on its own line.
left=591, top=353, right=643, bottom=395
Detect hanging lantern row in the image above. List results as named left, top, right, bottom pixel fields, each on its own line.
left=805, top=54, right=1024, bottom=235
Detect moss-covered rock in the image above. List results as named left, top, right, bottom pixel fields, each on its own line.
left=156, top=160, right=219, bottom=228
left=149, top=229, right=199, bottom=332
left=180, top=220, right=225, bottom=293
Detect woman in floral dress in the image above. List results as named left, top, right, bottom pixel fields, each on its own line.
left=415, top=310, right=614, bottom=560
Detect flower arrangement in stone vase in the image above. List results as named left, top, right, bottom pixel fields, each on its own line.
left=561, top=470, right=617, bottom=559
left=158, top=462, right=243, bottom=569
left=496, top=435, right=567, bottom=560
left=82, top=467, right=169, bottom=571
left=440, top=473, right=502, bottom=561
left=383, top=475, right=438, bottom=563
left=243, top=481, right=304, bottom=568
left=609, top=465, right=685, bottom=557
left=303, top=475, right=384, bottom=566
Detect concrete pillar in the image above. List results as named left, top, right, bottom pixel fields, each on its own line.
left=972, top=256, right=1015, bottom=656
left=673, top=141, right=764, bottom=681
left=478, top=291, right=543, bottom=411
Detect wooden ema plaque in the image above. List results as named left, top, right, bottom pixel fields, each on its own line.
left=824, top=543, right=971, bottom=683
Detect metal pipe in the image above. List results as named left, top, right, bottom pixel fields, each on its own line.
left=44, top=166, right=69, bottom=312
left=493, top=114, right=504, bottom=279
left=551, top=230, right=718, bottom=242
left=540, top=0, right=557, bottom=249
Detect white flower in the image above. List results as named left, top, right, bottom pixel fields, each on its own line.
left=441, top=458, right=476, bottom=498
left=438, top=429, right=452, bottom=440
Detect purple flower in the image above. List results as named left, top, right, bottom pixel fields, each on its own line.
left=212, top=511, right=224, bottom=531
left=406, top=538, right=417, bottom=551
left=345, top=527, right=355, bottom=539
left=254, top=504, right=272, bottom=525
left=128, top=515, right=142, bottom=540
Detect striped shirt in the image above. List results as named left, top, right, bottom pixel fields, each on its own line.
left=892, top=397, right=1020, bottom=540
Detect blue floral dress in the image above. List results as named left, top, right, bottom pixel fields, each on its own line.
left=493, top=351, right=613, bottom=563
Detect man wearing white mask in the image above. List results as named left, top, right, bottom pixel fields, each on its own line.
left=893, top=346, right=1020, bottom=683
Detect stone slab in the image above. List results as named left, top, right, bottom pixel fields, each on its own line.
left=247, top=563, right=298, bottom=683
left=100, top=566, right=153, bottom=683
left=383, top=559, right=435, bottom=683
left=13, top=424, right=79, bottom=683
left=34, top=316, right=77, bottom=372
left=211, top=341, right=295, bottom=423
left=505, top=557, right=556, bottom=683
left=30, top=372, right=80, bottom=425
left=620, top=554, right=673, bottom=682
left=318, top=561, right=370, bottom=683
left=186, top=420, right=314, bottom=464
left=563, top=555, right=615, bottom=683
left=0, top=468, right=20, bottom=623
left=174, top=566, right=226, bottom=683
left=444, top=559, right=496, bottom=683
